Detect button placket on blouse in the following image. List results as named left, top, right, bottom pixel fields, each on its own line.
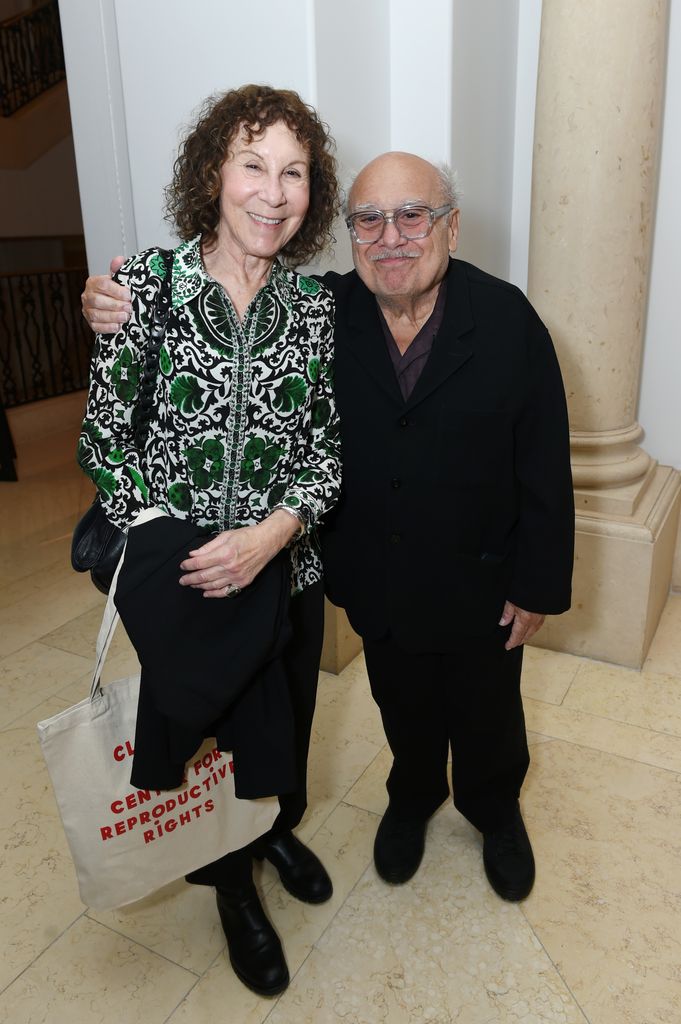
left=217, top=286, right=255, bottom=531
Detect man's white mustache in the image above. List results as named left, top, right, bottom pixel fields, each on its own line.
left=369, top=250, right=419, bottom=262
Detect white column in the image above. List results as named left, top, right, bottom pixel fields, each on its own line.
left=528, top=0, right=680, bottom=666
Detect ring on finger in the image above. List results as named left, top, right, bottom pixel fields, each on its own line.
left=224, top=583, right=241, bottom=597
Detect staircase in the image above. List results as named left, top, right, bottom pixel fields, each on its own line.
left=0, top=0, right=70, bottom=169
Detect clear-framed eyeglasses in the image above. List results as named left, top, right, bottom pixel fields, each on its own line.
left=345, top=203, right=454, bottom=244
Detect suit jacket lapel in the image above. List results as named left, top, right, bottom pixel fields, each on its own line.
left=404, top=260, right=475, bottom=412
left=339, top=260, right=476, bottom=409
left=342, top=273, right=404, bottom=405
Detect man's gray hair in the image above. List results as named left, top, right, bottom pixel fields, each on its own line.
left=436, top=163, right=461, bottom=208
left=342, top=160, right=461, bottom=216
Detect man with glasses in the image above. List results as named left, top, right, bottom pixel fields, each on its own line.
left=81, top=151, right=574, bottom=903
left=323, top=151, right=573, bottom=901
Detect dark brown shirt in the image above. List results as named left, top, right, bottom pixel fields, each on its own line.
left=378, top=280, right=447, bottom=400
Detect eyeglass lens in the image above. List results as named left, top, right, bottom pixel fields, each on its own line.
left=352, top=207, right=432, bottom=241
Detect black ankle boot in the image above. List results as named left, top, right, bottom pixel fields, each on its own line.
left=253, top=830, right=333, bottom=904
left=215, top=884, right=289, bottom=997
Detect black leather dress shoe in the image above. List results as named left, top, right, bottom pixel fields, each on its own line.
left=215, top=885, right=289, bottom=997
left=373, top=806, right=427, bottom=884
left=483, top=804, right=535, bottom=901
left=253, top=831, right=333, bottom=904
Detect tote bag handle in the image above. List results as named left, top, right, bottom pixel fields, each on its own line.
left=89, top=508, right=167, bottom=701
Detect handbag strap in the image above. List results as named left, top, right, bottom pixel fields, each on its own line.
left=133, top=248, right=173, bottom=450
left=89, top=508, right=167, bottom=700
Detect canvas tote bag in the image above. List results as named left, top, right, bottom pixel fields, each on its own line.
left=37, top=537, right=279, bottom=910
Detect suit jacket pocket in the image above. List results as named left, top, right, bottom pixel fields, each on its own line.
left=407, top=546, right=513, bottom=638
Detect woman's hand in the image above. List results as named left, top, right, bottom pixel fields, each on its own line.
left=178, top=510, right=301, bottom=597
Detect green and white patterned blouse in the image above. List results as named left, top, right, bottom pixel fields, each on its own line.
left=78, top=235, right=341, bottom=593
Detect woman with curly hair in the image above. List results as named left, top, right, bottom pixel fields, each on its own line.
left=78, top=84, right=341, bottom=996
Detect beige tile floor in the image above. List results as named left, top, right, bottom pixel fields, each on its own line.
left=2, top=392, right=680, bottom=1024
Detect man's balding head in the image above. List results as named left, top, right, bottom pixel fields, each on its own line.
left=346, top=152, right=459, bottom=310
left=347, top=152, right=456, bottom=213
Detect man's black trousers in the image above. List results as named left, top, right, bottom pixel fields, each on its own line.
left=362, top=624, right=530, bottom=834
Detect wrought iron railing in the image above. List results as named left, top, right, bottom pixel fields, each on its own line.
left=0, top=0, right=65, bottom=117
left=0, top=399, right=17, bottom=479
left=0, top=267, right=93, bottom=407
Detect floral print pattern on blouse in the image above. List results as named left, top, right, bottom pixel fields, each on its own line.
left=78, top=235, right=341, bottom=593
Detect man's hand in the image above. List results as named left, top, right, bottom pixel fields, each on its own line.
left=81, top=256, right=131, bottom=333
left=499, top=601, right=545, bottom=650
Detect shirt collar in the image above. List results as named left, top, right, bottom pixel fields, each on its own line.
left=170, top=235, right=293, bottom=310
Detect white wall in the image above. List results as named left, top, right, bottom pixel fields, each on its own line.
left=389, top=0, right=453, bottom=160
left=59, top=0, right=136, bottom=274
left=450, top=0, right=520, bottom=279
left=509, top=0, right=543, bottom=290
left=298, top=0, right=392, bottom=275
left=115, top=0, right=317, bottom=253
left=61, top=0, right=398, bottom=274
left=59, top=0, right=522, bottom=281
left=638, top=0, right=681, bottom=471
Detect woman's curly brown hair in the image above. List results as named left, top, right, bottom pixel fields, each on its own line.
left=165, top=84, right=340, bottom=266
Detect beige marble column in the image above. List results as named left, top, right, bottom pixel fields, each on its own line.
left=528, top=0, right=680, bottom=666
left=320, top=599, right=362, bottom=674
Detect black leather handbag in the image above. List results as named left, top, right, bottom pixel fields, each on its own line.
left=71, top=251, right=173, bottom=594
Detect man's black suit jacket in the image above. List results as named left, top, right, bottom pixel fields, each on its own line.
left=319, top=258, right=574, bottom=652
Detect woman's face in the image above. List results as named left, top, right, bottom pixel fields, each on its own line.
left=216, top=120, right=310, bottom=261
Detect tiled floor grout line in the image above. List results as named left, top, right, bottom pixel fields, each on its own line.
left=261, top=811, right=381, bottom=1024
left=558, top=703, right=681, bottom=743
left=0, top=558, right=75, bottom=594
left=557, top=663, right=586, bottom=706
left=156, top=797, right=383, bottom=1023
left=238, top=739, right=391, bottom=1016
left=524, top=700, right=681, bottom=764
left=27, top=624, right=107, bottom=660
left=0, top=610, right=105, bottom=663
left=82, top=910, right=204, bottom=980
left=0, top=634, right=104, bottom=733
left=335, top=739, right=389, bottom=811
left=1, top=696, right=71, bottom=733
left=245, top=746, right=389, bottom=1022
left=162, top=972, right=210, bottom=1024
left=519, top=911, right=593, bottom=1024
left=0, top=907, right=89, bottom=999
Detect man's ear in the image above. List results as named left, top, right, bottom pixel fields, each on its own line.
left=447, top=209, right=460, bottom=255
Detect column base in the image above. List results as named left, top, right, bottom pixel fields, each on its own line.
left=319, top=598, right=363, bottom=674
left=573, top=459, right=658, bottom=517
left=532, top=465, right=681, bottom=668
